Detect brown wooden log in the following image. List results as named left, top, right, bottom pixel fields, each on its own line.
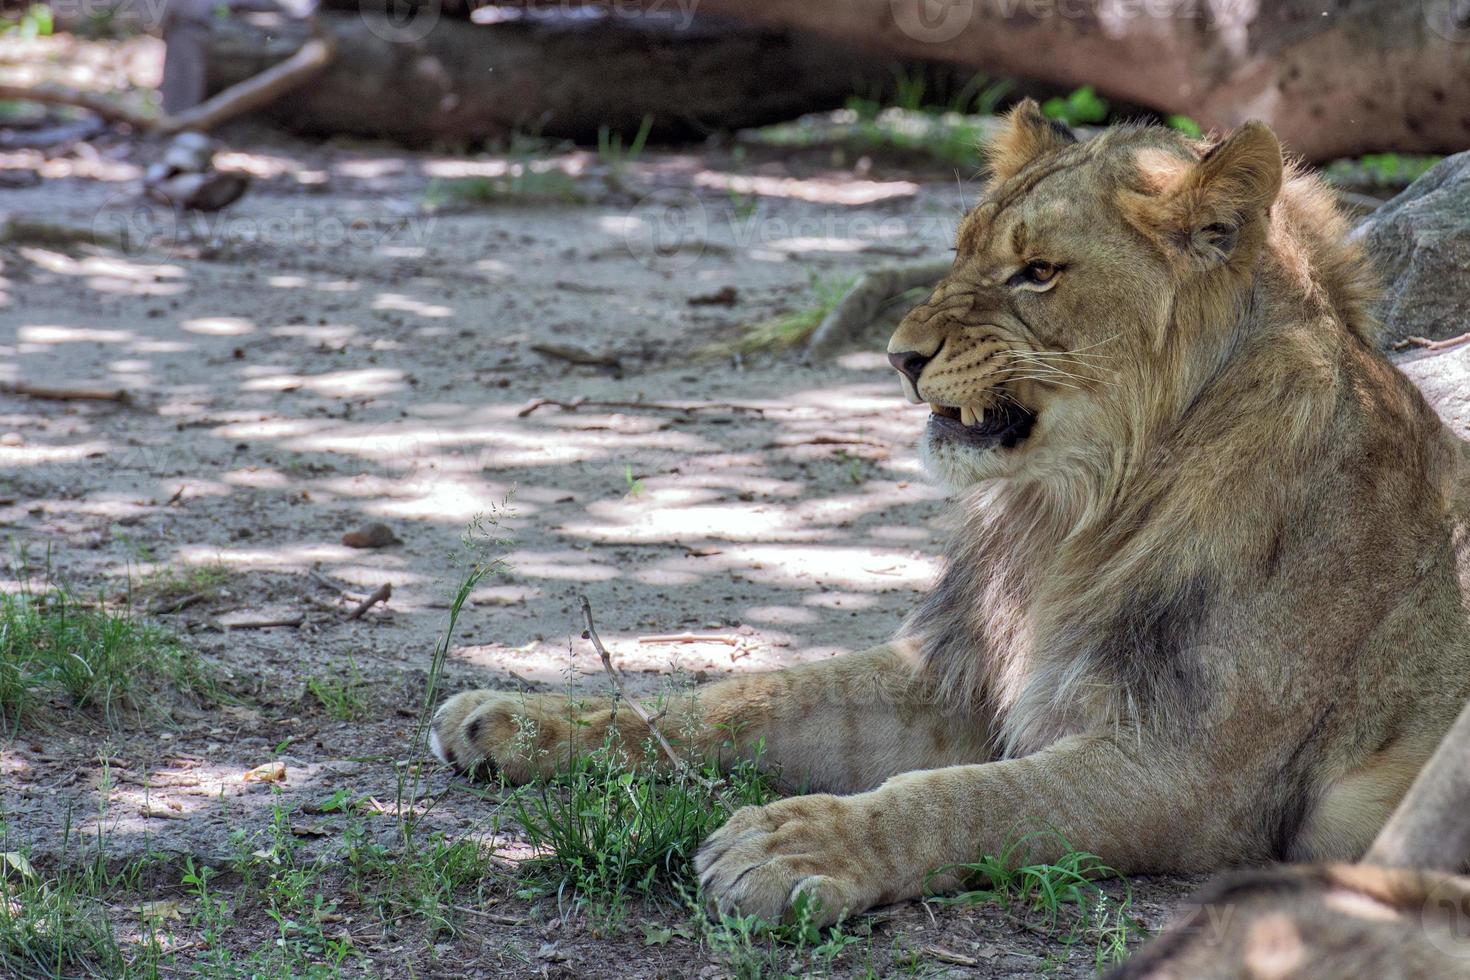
left=202, top=10, right=923, bottom=143
left=679, top=0, right=1470, bottom=161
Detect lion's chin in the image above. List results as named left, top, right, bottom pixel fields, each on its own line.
left=920, top=403, right=1037, bottom=488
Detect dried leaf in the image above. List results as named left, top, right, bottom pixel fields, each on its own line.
left=243, top=761, right=287, bottom=783
left=135, top=899, right=185, bottom=922
left=139, top=800, right=184, bottom=819
left=1, top=851, right=35, bottom=880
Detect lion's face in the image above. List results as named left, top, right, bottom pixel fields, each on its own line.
left=890, top=103, right=1283, bottom=488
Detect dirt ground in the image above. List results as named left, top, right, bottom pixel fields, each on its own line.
left=2, top=122, right=1223, bottom=977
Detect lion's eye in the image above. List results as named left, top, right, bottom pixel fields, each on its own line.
left=1009, top=260, right=1058, bottom=288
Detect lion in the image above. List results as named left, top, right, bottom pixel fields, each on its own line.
left=430, top=101, right=1470, bottom=927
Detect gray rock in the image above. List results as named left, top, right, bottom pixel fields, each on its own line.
left=1356, top=152, right=1470, bottom=348
left=1397, top=343, right=1470, bottom=440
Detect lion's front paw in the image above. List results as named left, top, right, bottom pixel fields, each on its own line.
left=695, top=793, right=905, bottom=927
left=430, top=689, right=574, bottom=783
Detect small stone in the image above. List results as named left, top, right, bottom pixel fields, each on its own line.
left=342, top=522, right=400, bottom=549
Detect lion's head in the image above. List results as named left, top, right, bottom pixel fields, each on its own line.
left=889, top=100, right=1372, bottom=490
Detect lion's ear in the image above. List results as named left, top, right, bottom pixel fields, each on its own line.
left=1122, top=121, right=1283, bottom=267
left=986, top=98, right=1076, bottom=187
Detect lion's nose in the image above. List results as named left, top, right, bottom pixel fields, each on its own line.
left=887, top=350, right=931, bottom=387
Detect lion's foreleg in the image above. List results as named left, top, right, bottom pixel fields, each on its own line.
left=432, top=643, right=995, bottom=791
left=697, top=733, right=1251, bottom=925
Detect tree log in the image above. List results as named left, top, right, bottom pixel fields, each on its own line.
left=680, top=0, right=1470, bottom=161
left=204, top=10, right=923, bottom=144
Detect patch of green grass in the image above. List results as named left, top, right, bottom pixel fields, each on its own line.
left=749, top=107, right=990, bottom=168
left=1165, top=114, right=1204, bottom=138
left=307, top=656, right=368, bottom=721
left=702, top=894, right=871, bottom=980
left=425, top=168, right=584, bottom=208
left=0, top=853, right=155, bottom=978
left=835, top=449, right=869, bottom=486
left=623, top=464, right=646, bottom=498
left=511, top=733, right=777, bottom=920
left=424, top=135, right=584, bottom=209
left=131, top=562, right=231, bottom=606
left=342, top=819, right=497, bottom=936
left=1325, top=152, right=1444, bottom=189
left=1041, top=86, right=1110, bottom=127
left=0, top=802, right=172, bottom=980
left=598, top=114, right=654, bottom=192
left=706, top=272, right=858, bottom=357
left=0, top=4, right=53, bottom=39
left=931, top=829, right=1143, bottom=972
left=0, top=587, right=214, bottom=729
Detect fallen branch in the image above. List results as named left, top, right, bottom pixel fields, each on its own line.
left=307, top=566, right=354, bottom=594
left=803, top=259, right=949, bottom=358
left=0, top=83, right=154, bottom=130
left=916, top=946, right=979, bottom=968
left=161, top=36, right=334, bottom=135
left=518, top=397, right=768, bottom=418
left=1, top=382, right=131, bottom=403
left=579, top=595, right=686, bottom=774
left=1392, top=331, right=1470, bottom=353
left=529, top=343, right=621, bottom=369
left=148, top=592, right=208, bottom=615
left=346, top=582, right=392, bottom=621
left=450, top=906, right=527, bottom=926
left=638, top=632, right=743, bottom=646
left=0, top=36, right=333, bottom=136
left=199, top=615, right=304, bottom=631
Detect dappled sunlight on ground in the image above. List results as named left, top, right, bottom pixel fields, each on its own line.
left=0, top=138, right=973, bottom=917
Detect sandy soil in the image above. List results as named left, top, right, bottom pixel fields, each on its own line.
left=2, top=129, right=1217, bottom=976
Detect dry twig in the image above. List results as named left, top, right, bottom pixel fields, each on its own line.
left=346, top=582, right=392, bottom=620
left=518, top=397, right=768, bottom=419
left=148, top=592, right=207, bottom=615
left=0, top=83, right=153, bottom=129
left=450, top=906, right=527, bottom=926
left=638, top=632, right=743, bottom=646
left=1393, top=331, right=1470, bottom=353
left=1, top=382, right=131, bottom=403
left=197, top=615, right=304, bottom=631
left=0, top=37, right=334, bottom=137
left=579, top=595, right=686, bottom=774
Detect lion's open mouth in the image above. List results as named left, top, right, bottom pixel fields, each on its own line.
left=928, top=402, right=1036, bottom=450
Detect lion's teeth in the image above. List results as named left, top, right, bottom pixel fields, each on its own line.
left=960, top=406, right=977, bottom=427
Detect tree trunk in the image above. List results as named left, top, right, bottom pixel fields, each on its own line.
left=681, top=0, right=1470, bottom=161
left=204, top=10, right=914, bottom=144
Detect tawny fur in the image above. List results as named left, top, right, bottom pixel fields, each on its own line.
left=1107, top=865, right=1470, bottom=979
left=430, top=103, right=1470, bottom=927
